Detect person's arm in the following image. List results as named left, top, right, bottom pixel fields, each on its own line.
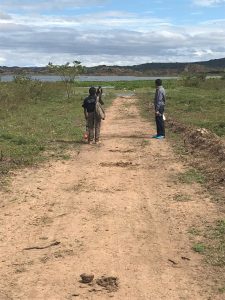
left=82, top=98, right=88, bottom=119
left=83, top=108, right=88, bottom=120
left=99, top=97, right=104, bottom=105
left=155, top=90, right=163, bottom=115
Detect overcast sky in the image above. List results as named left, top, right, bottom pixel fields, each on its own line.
left=0, top=0, right=225, bottom=67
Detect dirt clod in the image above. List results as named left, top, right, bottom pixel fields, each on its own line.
left=96, top=276, right=119, bottom=292
left=80, top=273, right=94, bottom=284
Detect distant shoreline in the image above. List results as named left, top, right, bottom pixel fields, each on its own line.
left=0, top=75, right=180, bottom=82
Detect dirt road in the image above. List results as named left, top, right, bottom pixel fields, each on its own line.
left=0, top=97, right=221, bottom=299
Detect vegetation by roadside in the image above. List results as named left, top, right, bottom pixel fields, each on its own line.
left=136, top=77, right=225, bottom=185
left=190, top=219, right=225, bottom=267
left=1, top=75, right=224, bottom=180
left=0, top=80, right=115, bottom=180
left=136, top=77, right=225, bottom=295
left=189, top=218, right=225, bottom=296
left=136, top=77, right=225, bottom=137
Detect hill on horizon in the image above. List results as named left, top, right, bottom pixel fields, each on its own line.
left=1, top=57, right=225, bottom=76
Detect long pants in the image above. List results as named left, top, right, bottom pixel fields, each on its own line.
left=87, top=112, right=101, bottom=142
left=155, top=108, right=165, bottom=137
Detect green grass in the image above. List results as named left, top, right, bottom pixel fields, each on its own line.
left=190, top=220, right=225, bottom=267
left=206, top=220, right=225, bottom=267
left=193, top=243, right=206, bottom=253
left=167, top=79, right=225, bottom=137
left=178, top=168, right=205, bottom=184
left=218, top=286, right=225, bottom=294
left=136, top=78, right=225, bottom=137
left=74, top=80, right=155, bottom=90
left=0, top=81, right=115, bottom=178
left=173, top=193, right=191, bottom=202
left=1, top=76, right=225, bottom=178
left=188, top=227, right=201, bottom=236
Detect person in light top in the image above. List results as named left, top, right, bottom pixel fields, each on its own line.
left=152, top=79, right=166, bottom=139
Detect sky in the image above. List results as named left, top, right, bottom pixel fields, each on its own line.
left=0, top=0, right=225, bottom=67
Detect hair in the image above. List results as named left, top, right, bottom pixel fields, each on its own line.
left=155, top=79, right=162, bottom=86
left=89, top=86, right=96, bottom=96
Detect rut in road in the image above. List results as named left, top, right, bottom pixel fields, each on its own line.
left=0, top=96, right=220, bottom=300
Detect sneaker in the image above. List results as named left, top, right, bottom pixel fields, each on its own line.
left=88, top=141, right=94, bottom=144
left=155, top=135, right=165, bottom=139
left=95, top=140, right=101, bottom=144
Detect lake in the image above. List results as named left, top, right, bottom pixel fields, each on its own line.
left=0, top=75, right=178, bottom=82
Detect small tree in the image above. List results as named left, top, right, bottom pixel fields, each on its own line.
left=47, top=61, right=84, bottom=100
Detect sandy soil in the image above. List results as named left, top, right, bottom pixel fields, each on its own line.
left=0, top=96, right=222, bottom=300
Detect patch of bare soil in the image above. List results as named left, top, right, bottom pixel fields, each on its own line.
left=0, top=96, right=224, bottom=299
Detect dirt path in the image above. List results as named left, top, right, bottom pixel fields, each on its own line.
left=0, top=97, right=222, bottom=300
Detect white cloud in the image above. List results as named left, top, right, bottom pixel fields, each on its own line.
left=0, top=5, right=225, bottom=66
left=0, top=12, right=12, bottom=20
left=0, top=21, right=224, bottom=67
left=0, top=0, right=106, bottom=12
left=193, top=0, right=225, bottom=7
left=0, top=11, right=171, bottom=31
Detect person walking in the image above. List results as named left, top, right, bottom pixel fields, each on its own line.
left=152, top=78, right=166, bottom=139
left=96, top=86, right=103, bottom=103
left=82, top=87, right=104, bottom=144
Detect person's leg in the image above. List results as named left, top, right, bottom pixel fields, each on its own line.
left=157, top=108, right=165, bottom=137
left=158, top=115, right=165, bottom=137
left=87, top=112, right=94, bottom=142
left=95, top=118, right=101, bottom=142
left=155, top=115, right=161, bottom=136
left=155, top=115, right=165, bottom=137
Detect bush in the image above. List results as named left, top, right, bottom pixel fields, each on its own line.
left=181, top=73, right=207, bottom=88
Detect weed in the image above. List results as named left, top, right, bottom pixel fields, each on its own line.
left=178, top=169, right=205, bottom=184
left=190, top=220, right=225, bottom=267
left=59, top=154, right=71, bottom=160
left=173, top=193, right=191, bottom=202
left=188, top=227, right=201, bottom=236
left=193, top=243, right=206, bottom=253
left=218, top=286, right=225, bottom=294
left=140, top=139, right=150, bottom=147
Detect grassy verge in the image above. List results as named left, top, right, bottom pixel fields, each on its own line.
left=177, top=168, right=206, bottom=184
left=167, top=81, right=225, bottom=137
left=0, top=81, right=115, bottom=179
left=1, top=76, right=224, bottom=178
left=135, top=78, right=225, bottom=294
left=136, top=78, right=225, bottom=137
left=190, top=219, right=225, bottom=267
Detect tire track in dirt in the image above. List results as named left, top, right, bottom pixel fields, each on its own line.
left=0, top=96, right=221, bottom=299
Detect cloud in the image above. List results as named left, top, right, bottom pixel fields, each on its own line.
left=0, top=12, right=12, bottom=20
left=0, top=21, right=224, bottom=67
left=193, top=0, right=225, bottom=7
left=0, top=0, right=106, bottom=12
left=0, top=10, right=172, bottom=32
left=0, top=5, right=225, bottom=66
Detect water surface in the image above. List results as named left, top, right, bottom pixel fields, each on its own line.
left=1, top=75, right=178, bottom=82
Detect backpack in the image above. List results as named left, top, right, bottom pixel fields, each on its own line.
left=95, top=97, right=105, bottom=120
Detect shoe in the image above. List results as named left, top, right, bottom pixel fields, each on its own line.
left=88, top=141, right=94, bottom=144
left=152, top=134, right=158, bottom=138
left=155, top=135, right=165, bottom=139
left=95, top=140, right=101, bottom=144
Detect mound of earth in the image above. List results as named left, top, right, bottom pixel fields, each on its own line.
left=167, top=118, right=225, bottom=190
